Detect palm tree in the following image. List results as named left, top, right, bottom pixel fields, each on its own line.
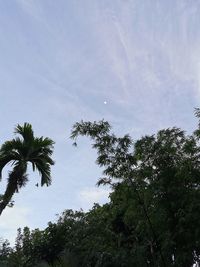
left=0, top=123, right=54, bottom=215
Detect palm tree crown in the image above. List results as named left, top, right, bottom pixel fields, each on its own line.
left=0, top=123, right=55, bottom=215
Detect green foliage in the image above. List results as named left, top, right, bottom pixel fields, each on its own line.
left=0, top=123, right=55, bottom=215
left=70, top=113, right=200, bottom=266
left=1, top=112, right=200, bottom=266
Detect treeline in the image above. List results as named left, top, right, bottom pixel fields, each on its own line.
left=1, top=110, right=200, bottom=266
left=0, top=183, right=169, bottom=267
left=0, top=175, right=200, bottom=267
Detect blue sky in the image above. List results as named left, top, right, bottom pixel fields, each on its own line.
left=0, top=0, right=200, bottom=244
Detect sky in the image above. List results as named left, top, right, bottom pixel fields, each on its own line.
left=0, top=0, right=200, bottom=245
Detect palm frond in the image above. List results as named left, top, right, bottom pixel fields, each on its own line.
left=0, top=153, right=20, bottom=180
left=14, top=123, right=34, bottom=142
left=0, top=123, right=54, bottom=215
left=29, top=152, right=55, bottom=166
left=0, top=157, right=12, bottom=181
left=32, top=159, right=52, bottom=186
left=34, top=137, right=55, bottom=150
left=0, top=138, right=23, bottom=154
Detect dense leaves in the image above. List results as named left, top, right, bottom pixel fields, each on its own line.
left=1, top=113, right=200, bottom=266
left=0, top=123, right=54, bottom=215
left=70, top=115, right=200, bottom=266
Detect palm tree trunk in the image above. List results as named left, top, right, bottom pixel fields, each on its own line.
left=0, top=165, right=26, bottom=216
left=0, top=175, right=17, bottom=215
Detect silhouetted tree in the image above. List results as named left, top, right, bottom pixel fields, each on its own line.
left=0, top=123, right=54, bottom=215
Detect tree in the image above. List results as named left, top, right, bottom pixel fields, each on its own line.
left=0, top=123, right=54, bottom=215
left=1, top=112, right=200, bottom=266
left=70, top=111, right=200, bottom=267
left=0, top=238, right=11, bottom=266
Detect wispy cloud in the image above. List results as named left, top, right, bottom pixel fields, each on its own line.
left=0, top=0, right=200, bottom=244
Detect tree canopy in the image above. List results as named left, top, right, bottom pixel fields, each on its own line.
left=1, top=112, right=200, bottom=266
left=0, top=123, right=54, bottom=215
left=70, top=112, right=200, bottom=267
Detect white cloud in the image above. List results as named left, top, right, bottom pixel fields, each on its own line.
left=0, top=206, right=31, bottom=245
left=78, top=187, right=111, bottom=210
